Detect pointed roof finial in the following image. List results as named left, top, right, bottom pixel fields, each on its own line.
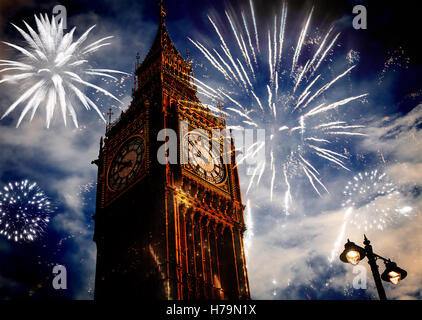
left=217, top=102, right=223, bottom=118
left=363, top=234, right=370, bottom=246
left=160, top=0, right=166, bottom=22
left=107, top=107, right=114, bottom=125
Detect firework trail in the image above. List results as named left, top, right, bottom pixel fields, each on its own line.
left=0, top=180, right=54, bottom=242
left=328, top=170, right=414, bottom=263
left=190, top=1, right=368, bottom=214
left=244, top=199, right=254, bottom=257
left=0, top=14, right=128, bottom=128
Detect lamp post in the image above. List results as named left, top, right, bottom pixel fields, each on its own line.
left=339, top=235, right=407, bottom=300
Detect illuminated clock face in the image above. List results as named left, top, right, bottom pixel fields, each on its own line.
left=185, top=132, right=226, bottom=184
left=108, top=136, right=145, bottom=191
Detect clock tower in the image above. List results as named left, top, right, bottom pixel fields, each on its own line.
left=93, top=2, right=250, bottom=300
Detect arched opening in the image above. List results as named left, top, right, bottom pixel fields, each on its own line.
left=218, top=227, right=238, bottom=299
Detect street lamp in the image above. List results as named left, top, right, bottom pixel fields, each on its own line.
left=339, top=235, right=407, bottom=300
left=381, top=261, right=407, bottom=285
left=339, top=240, right=366, bottom=265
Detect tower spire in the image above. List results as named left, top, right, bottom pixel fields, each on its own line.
left=159, top=0, right=166, bottom=23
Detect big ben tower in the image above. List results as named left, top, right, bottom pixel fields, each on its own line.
left=93, top=1, right=250, bottom=300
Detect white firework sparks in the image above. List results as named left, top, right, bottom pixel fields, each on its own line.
left=0, top=14, right=128, bottom=128
left=342, top=170, right=413, bottom=230
left=329, top=170, right=413, bottom=262
left=0, top=180, right=53, bottom=242
left=190, top=1, right=368, bottom=214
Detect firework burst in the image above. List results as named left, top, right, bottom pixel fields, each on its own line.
left=0, top=180, right=54, bottom=242
left=0, top=14, right=128, bottom=128
left=190, top=1, right=368, bottom=214
left=329, top=170, right=413, bottom=262
left=342, top=170, right=413, bottom=230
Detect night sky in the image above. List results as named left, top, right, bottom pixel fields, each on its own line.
left=0, top=0, right=421, bottom=300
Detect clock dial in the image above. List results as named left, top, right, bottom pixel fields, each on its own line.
left=108, top=136, right=145, bottom=191
left=184, top=132, right=226, bottom=184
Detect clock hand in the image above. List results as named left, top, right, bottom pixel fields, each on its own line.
left=117, top=160, right=133, bottom=171
left=116, top=159, right=132, bottom=165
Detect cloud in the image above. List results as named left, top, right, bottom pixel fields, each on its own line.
left=362, top=104, right=422, bottom=163
left=243, top=104, right=422, bottom=300
left=0, top=115, right=102, bottom=298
